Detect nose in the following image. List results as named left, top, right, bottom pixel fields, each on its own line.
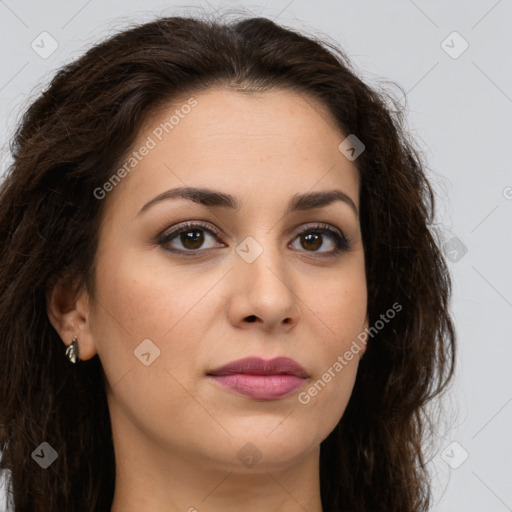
left=227, top=241, right=301, bottom=333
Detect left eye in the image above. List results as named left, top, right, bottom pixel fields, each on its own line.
left=289, top=228, right=342, bottom=253
left=158, top=222, right=350, bottom=256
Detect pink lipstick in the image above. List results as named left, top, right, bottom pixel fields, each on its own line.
left=207, top=356, right=309, bottom=400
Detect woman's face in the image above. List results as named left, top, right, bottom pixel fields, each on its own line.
left=74, top=87, right=368, bottom=472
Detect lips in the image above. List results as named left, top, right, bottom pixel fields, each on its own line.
left=207, top=357, right=309, bottom=400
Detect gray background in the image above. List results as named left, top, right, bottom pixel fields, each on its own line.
left=1, top=1, right=511, bottom=511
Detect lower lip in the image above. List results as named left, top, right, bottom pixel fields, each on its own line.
left=208, top=374, right=307, bottom=400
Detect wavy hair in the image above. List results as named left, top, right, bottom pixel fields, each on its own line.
left=0, top=12, right=456, bottom=512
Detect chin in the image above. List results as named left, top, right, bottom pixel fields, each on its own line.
left=207, top=425, right=322, bottom=472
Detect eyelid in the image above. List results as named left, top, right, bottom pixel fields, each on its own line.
left=157, top=220, right=351, bottom=255
left=158, top=219, right=344, bottom=238
left=157, top=220, right=223, bottom=243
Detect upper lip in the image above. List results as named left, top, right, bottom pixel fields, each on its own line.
left=207, top=357, right=309, bottom=378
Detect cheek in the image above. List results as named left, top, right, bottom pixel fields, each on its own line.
left=90, top=245, right=224, bottom=396
left=297, top=269, right=366, bottom=423
left=89, top=253, right=207, bottom=437
left=316, top=264, right=368, bottom=347
left=92, top=244, right=206, bottom=343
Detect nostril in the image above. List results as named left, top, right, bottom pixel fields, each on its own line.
left=246, top=315, right=257, bottom=323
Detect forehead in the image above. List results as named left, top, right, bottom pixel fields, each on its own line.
left=102, top=87, right=360, bottom=218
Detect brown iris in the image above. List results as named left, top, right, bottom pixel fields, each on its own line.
left=301, top=232, right=322, bottom=251
left=181, top=228, right=205, bottom=250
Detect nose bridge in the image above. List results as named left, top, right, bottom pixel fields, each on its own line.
left=234, top=228, right=297, bottom=307
left=223, top=206, right=304, bottom=330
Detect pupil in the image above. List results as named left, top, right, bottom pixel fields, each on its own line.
left=303, top=233, right=321, bottom=250
left=182, top=229, right=204, bottom=249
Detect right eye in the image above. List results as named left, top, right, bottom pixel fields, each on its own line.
left=157, top=221, right=226, bottom=255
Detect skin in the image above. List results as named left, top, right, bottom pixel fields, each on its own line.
left=47, top=87, right=369, bottom=512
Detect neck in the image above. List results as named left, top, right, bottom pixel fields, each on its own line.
left=109, top=417, right=324, bottom=512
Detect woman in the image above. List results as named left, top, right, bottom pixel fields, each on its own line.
left=0, top=12, right=456, bottom=512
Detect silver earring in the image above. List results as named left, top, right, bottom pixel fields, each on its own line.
left=66, top=336, right=80, bottom=363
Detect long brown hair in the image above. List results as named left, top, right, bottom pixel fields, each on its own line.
left=0, top=12, right=456, bottom=511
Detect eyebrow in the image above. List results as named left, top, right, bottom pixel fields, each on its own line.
left=136, top=186, right=358, bottom=218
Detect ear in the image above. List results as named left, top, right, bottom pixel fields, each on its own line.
left=46, top=278, right=98, bottom=361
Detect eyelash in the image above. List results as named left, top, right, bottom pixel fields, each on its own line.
left=157, top=221, right=352, bottom=258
